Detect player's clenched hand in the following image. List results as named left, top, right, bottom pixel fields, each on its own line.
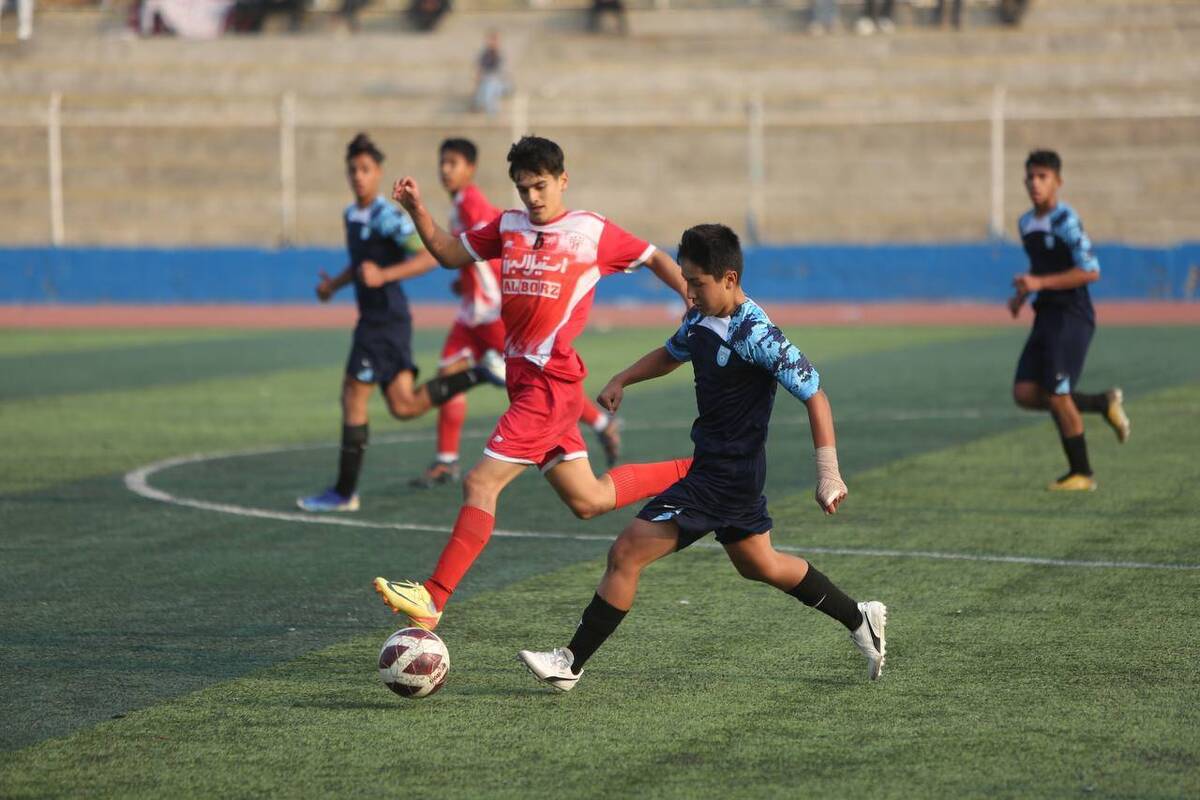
left=814, top=446, right=847, bottom=515
left=316, top=270, right=335, bottom=302
left=392, top=177, right=422, bottom=213
left=360, top=260, right=385, bottom=288
left=597, top=380, right=624, bottom=414
left=1007, top=293, right=1026, bottom=318
left=1013, top=273, right=1042, bottom=295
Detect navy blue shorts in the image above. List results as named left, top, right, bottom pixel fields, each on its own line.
left=1015, top=309, right=1094, bottom=395
left=345, top=319, right=418, bottom=388
left=637, top=473, right=773, bottom=548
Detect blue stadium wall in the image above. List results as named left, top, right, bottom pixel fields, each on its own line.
left=1, top=243, right=1197, bottom=303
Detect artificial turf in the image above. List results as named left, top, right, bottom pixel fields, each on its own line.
left=1, top=324, right=1197, bottom=798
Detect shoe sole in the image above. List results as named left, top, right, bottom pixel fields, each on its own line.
left=516, top=652, right=576, bottom=693
left=295, top=498, right=360, bottom=512
left=372, top=579, right=440, bottom=631
left=865, top=602, right=888, bottom=681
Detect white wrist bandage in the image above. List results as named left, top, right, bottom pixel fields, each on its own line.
left=815, top=446, right=847, bottom=509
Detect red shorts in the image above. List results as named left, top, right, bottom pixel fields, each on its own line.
left=439, top=319, right=505, bottom=368
left=483, top=359, right=588, bottom=472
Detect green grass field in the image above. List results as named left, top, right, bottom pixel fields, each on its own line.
left=2, top=323, right=1198, bottom=799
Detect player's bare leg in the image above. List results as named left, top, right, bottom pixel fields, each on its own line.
left=519, top=518, right=678, bottom=691
left=544, top=454, right=691, bottom=521
left=374, top=455, right=526, bottom=628
left=411, top=357, right=471, bottom=488
left=1012, top=380, right=1049, bottom=411
left=382, top=370, right=434, bottom=420
left=725, top=532, right=886, bottom=680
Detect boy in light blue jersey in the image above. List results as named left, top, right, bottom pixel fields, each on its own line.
left=518, top=224, right=888, bottom=691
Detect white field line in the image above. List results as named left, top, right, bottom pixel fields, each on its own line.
left=122, top=418, right=1200, bottom=573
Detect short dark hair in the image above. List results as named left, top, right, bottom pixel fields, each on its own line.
left=440, top=137, right=478, bottom=164
left=677, top=224, right=743, bottom=282
left=1025, top=149, right=1061, bottom=174
left=346, top=132, right=384, bottom=164
left=507, top=135, right=565, bottom=180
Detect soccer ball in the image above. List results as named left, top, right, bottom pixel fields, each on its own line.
left=378, top=627, right=450, bottom=698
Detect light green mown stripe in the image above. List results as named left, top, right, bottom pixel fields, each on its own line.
left=0, top=326, right=998, bottom=495
left=0, top=329, right=248, bottom=356
left=2, top=384, right=1196, bottom=798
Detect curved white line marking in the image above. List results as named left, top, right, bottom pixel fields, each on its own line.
left=122, top=425, right=1200, bottom=572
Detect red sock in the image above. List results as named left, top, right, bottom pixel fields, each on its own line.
left=426, top=505, right=495, bottom=610
left=436, top=394, right=467, bottom=461
left=608, top=457, right=692, bottom=510
left=578, top=398, right=602, bottom=429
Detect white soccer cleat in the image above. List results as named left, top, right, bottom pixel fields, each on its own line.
left=517, top=647, right=580, bottom=692
left=477, top=348, right=507, bottom=387
left=850, top=600, right=888, bottom=681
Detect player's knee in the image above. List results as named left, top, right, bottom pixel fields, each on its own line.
left=1012, top=384, right=1040, bottom=409
left=462, top=468, right=500, bottom=507
left=606, top=535, right=643, bottom=573
left=386, top=399, right=420, bottom=420
left=567, top=496, right=605, bottom=520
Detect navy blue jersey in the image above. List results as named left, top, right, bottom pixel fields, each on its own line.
left=344, top=196, right=424, bottom=323
left=1018, top=202, right=1100, bottom=321
left=665, top=299, right=819, bottom=484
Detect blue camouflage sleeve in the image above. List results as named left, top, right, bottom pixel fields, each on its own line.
left=664, top=309, right=701, bottom=362
left=730, top=310, right=820, bottom=401
left=376, top=206, right=424, bottom=257
left=1055, top=209, right=1100, bottom=273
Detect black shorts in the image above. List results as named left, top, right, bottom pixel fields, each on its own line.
left=345, top=319, right=418, bottom=388
left=1015, top=309, right=1094, bottom=395
left=637, top=473, right=773, bottom=548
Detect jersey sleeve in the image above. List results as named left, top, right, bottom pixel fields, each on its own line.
left=664, top=309, right=701, bottom=362
left=375, top=206, right=424, bottom=257
left=461, top=214, right=503, bottom=262
left=596, top=219, right=656, bottom=275
left=1055, top=210, right=1100, bottom=272
left=732, top=312, right=820, bottom=402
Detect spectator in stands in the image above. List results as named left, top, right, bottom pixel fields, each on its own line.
left=589, top=0, right=627, bottom=36
left=407, top=0, right=450, bottom=32
left=934, top=0, right=963, bottom=29
left=340, top=0, right=369, bottom=31
left=1, top=0, right=34, bottom=41
left=227, top=0, right=306, bottom=33
left=808, top=0, right=838, bottom=35
left=856, top=0, right=894, bottom=35
left=472, top=30, right=508, bottom=116
left=998, top=0, right=1029, bottom=26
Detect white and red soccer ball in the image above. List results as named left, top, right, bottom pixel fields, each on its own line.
left=378, top=627, right=450, bottom=698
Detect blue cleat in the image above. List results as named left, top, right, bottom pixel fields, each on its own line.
left=296, top=488, right=360, bottom=513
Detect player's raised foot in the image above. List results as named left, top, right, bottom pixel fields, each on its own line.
left=517, top=647, right=580, bottom=692
left=475, top=349, right=507, bottom=387
left=296, top=488, right=359, bottom=513
left=1047, top=473, right=1097, bottom=492
left=850, top=600, right=887, bottom=681
left=372, top=578, right=442, bottom=630
left=408, top=460, right=460, bottom=489
left=597, top=416, right=623, bottom=466
left=1104, top=387, right=1130, bottom=443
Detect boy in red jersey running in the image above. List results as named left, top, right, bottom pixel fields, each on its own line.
left=411, top=138, right=622, bottom=489
left=375, top=136, right=691, bottom=630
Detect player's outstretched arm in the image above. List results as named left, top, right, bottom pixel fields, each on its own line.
left=597, top=347, right=684, bottom=413
left=360, top=250, right=441, bottom=287
left=644, top=249, right=689, bottom=306
left=805, top=389, right=848, bottom=515
left=391, top=177, right=474, bottom=269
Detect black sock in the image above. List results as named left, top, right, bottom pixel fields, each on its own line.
left=424, top=370, right=482, bottom=406
left=788, top=566, right=863, bottom=631
left=1071, top=392, right=1108, bottom=414
left=1060, top=433, right=1092, bottom=476
left=334, top=423, right=368, bottom=497
left=565, top=593, right=628, bottom=674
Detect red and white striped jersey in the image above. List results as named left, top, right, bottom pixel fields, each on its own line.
left=448, top=184, right=503, bottom=326
left=462, top=208, right=655, bottom=381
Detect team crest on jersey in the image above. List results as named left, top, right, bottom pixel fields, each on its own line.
left=716, top=345, right=731, bottom=366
